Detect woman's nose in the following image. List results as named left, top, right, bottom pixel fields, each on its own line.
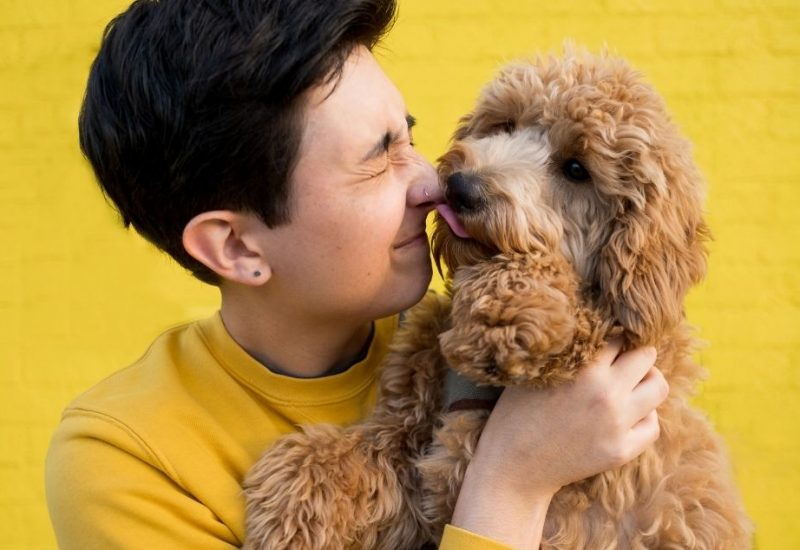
left=408, top=162, right=443, bottom=207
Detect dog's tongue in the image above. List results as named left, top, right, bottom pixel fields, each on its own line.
left=436, top=204, right=471, bottom=239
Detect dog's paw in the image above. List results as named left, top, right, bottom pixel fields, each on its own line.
left=440, top=253, right=580, bottom=385
left=242, top=424, right=413, bottom=550
left=243, top=424, right=427, bottom=550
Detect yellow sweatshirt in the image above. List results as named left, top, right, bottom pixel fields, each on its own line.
left=45, top=312, right=510, bottom=549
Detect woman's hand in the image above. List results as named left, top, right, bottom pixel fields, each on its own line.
left=450, top=338, right=668, bottom=549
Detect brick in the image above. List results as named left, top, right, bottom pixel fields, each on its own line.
left=24, top=503, right=58, bottom=547
left=704, top=98, right=770, bottom=143
left=710, top=184, right=799, bottom=226
left=493, top=0, right=606, bottom=16
left=717, top=135, right=800, bottom=180
left=5, top=61, right=87, bottom=102
left=0, top=505, right=25, bottom=546
left=692, top=263, right=789, bottom=309
left=700, top=347, right=794, bottom=390
left=0, top=30, right=21, bottom=70
left=643, top=57, right=720, bottom=97
left=758, top=514, right=800, bottom=550
left=698, top=96, right=800, bottom=180
left=444, top=0, right=495, bottom=18
left=390, top=17, right=543, bottom=61
left=397, top=0, right=493, bottom=19
left=0, top=111, right=19, bottom=144
left=732, top=394, right=800, bottom=452
left=380, top=16, right=442, bottom=60
left=769, top=98, right=800, bottom=139
left=539, top=16, right=658, bottom=56
left=717, top=55, right=800, bottom=95
left=765, top=16, right=800, bottom=53
left=23, top=425, right=57, bottom=471
left=606, top=0, right=719, bottom=14
left=718, top=0, right=800, bottom=12
left=0, top=344, right=21, bottom=386
left=2, top=0, right=70, bottom=28
left=18, top=102, right=75, bottom=146
left=0, top=69, right=24, bottom=104
left=67, top=0, right=132, bottom=25
left=470, top=18, right=556, bottom=59
left=656, top=17, right=765, bottom=55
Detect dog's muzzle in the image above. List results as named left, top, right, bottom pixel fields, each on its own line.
left=445, top=172, right=485, bottom=213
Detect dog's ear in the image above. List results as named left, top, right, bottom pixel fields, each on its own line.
left=452, top=113, right=474, bottom=141
left=595, top=123, right=710, bottom=345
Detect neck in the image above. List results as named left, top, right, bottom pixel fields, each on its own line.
left=219, top=287, right=374, bottom=379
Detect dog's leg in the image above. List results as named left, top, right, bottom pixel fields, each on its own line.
left=541, top=398, right=752, bottom=550
left=415, top=409, right=490, bottom=544
left=440, top=251, right=608, bottom=388
left=421, top=253, right=612, bottom=546
left=243, top=422, right=414, bottom=550
left=635, top=402, right=753, bottom=550
left=242, top=292, right=452, bottom=550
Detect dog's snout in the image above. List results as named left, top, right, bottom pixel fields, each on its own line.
left=446, top=172, right=484, bottom=213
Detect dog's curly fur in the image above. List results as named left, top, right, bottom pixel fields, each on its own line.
left=242, top=49, right=752, bottom=549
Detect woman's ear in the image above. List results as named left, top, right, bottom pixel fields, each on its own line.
left=182, top=211, right=272, bottom=286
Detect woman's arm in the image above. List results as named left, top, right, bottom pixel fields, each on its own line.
left=45, top=411, right=239, bottom=549
left=450, top=339, right=667, bottom=549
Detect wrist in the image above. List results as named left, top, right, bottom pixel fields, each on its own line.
left=468, top=431, right=563, bottom=498
left=450, top=458, right=554, bottom=549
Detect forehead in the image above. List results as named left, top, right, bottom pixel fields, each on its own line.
left=297, top=46, right=406, bottom=159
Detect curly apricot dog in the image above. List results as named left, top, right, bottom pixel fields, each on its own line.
left=242, top=49, right=752, bottom=549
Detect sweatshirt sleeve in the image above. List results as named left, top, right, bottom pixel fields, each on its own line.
left=439, top=524, right=514, bottom=550
left=45, top=409, right=240, bottom=550
left=47, top=409, right=512, bottom=550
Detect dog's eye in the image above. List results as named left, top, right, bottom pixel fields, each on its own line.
left=489, top=120, right=516, bottom=134
left=562, top=158, right=591, bottom=183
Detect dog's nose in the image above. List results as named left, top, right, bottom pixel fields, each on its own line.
left=446, top=172, right=484, bottom=213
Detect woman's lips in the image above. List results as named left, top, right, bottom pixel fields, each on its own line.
left=436, top=204, right=471, bottom=239
left=394, top=231, right=428, bottom=249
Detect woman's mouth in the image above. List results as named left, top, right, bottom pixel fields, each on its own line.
left=394, top=231, right=428, bottom=249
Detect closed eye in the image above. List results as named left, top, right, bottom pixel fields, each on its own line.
left=371, top=152, right=390, bottom=178
left=407, top=114, right=416, bottom=147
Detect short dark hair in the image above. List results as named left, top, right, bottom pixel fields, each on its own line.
left=79, top=0, right=397, bottom=285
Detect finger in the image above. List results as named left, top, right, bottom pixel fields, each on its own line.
left=627, top=410, right=661, bottom=459
left=627, top=367, right=669, bottom=425
left=590, top=336, right=624, bottom=370
left=612, top=345, right=657, bottom=389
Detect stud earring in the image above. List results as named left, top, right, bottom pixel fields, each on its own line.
left=253, top=270, right=261, bottom=277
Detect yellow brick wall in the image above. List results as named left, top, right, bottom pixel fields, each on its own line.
left=0, top=0, right=797, bottom=547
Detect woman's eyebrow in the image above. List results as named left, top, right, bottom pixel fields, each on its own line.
left=361, top=114, right=416, bottom=163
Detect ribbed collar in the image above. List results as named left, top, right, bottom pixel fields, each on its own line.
left=194, top=311, right=398, bottom=406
